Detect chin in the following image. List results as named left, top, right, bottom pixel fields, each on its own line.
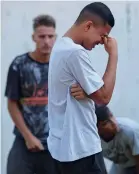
left=103, top=135, right=115, bottom=142
left=41, top=51, right=50, bottom=55
left=89, top=44, right=95, bottom=50
left=86, top=47, right=92, bottom=51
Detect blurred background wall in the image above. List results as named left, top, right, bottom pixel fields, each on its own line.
left=1, top=1, right=139, bottom=173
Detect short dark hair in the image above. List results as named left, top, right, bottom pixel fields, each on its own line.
left=95, top=104, right=112, bottom=123
left=33, top=14, right=56, bottom=30
left=75, top=2, right=115, bottom=27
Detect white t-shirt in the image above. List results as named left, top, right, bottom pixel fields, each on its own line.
left=47, top=37, right=104, bottom=162
left=102, top=117, right=139, bottom=169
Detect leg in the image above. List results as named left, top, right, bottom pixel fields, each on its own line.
left=55, top=152, right=107, bottom=174
left=35, top=150, right=58, bottom=174
left=7, top=137, right=35, bottom=174
left=92, top=151, right=107, bottom=174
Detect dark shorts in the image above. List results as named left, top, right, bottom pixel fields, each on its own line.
left=7, top=137, right=57, bottom=174
left=54, top=152, right=107, bottom=174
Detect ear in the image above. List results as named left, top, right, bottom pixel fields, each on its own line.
left=32, top=34, right=35, bottom=42
left=97, top=121, right=103, bottom=128
left=55, top=34, right=58, bottom=40
left=99, top=121, right=104, bottom=127
left=84, top=21, right=93, bottom=32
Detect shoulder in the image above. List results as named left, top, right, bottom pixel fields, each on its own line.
left=116, top=117, right=139, bottom=142
left=54, top=37, right=89, bottom=59
left=10, top=53, right=29, bottom=70
left=67, top=46, right=90, bottom=64
left=117, top=117, right=139, bottom=132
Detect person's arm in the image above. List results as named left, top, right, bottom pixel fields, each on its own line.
left=71, top=50, right=117, bottom=101
left=5, top=60, right=44, bottom=151
left=8, top=99, right=33, bottom=141
left=8, top=99, right=44, bottom=151
left=88, top=37, right=118, bottom=105
left=69, top=37, right=118, bottom=105
left=71, top=84, right=87, bottom=100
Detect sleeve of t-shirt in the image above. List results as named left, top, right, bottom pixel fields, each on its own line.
left=67, top=49, right=104, bottom=95
left=5, top=60, right=21, bottom=100
left=126, top=128, right=139, bottom=156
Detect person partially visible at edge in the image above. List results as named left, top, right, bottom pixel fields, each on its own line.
left=5, top=15, right=57, bottom=174
left=95, top=105, right=139, bottom=174
left=48, top=2, right=118, bottom=174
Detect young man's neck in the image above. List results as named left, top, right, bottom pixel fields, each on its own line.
left=64, top=25, right=83, bottom=46
left=30, top=50, right=50, bottom=63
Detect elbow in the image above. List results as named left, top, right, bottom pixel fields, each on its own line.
left=89, top=89, right=112, bottom=106
left=100, top=97, right=110, bottom=105
left=95, top=96, right=111, bottom=106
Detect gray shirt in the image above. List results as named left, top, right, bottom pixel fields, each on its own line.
left=102, top=117, right=139, bottom=169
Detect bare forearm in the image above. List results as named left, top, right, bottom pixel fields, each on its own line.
left=88, top=37, right=118, bottom=105
left=8, top=100, right=32, bottom=141
left=102, top=54, right=118, bottom=100
left=88, top=54, right=118, bottom=105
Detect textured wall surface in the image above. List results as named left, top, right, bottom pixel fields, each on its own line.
left=1, top=1, right=139, bottom=173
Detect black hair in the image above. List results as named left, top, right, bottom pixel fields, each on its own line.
left=33, top=14, right=56, bottom=30
left=75, top=2, right=115, bottom=27
left=95, top=104, right=112, bottom=123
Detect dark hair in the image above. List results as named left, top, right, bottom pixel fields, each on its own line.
left=33, top=14, right=56, bottom=30
left=75, top=2, right=115, bottom=27
left=95, top=104, right=112, bottom=122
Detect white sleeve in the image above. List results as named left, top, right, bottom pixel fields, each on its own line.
left=67, top=49, right=104, bottom=95
left=126, top=128, right=139, bottom=156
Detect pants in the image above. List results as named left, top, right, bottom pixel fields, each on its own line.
left=54, top=152, right=107, bottom=174
left=7, top=137, right=57, bottom=174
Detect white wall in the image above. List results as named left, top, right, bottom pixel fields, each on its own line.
left=1, top=1, right=139, bottom=174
